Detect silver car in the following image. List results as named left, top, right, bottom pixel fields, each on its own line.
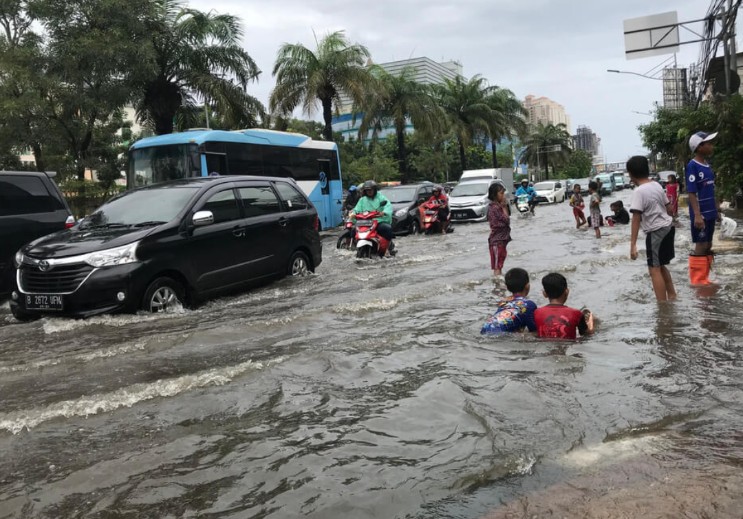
left=449, top=179, right=506, bottom=222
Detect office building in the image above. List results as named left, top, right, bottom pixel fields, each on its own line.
left=332, top=57, right=462, bottom=141
left=573, top=125, right=601, bottom=157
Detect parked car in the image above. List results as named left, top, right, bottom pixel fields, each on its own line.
left=623, top=173, right=634, bottom=189
left=0, top=171, right=75, bottom=302
left=612, top=172, right=626, bottom=190
left=380, top=182, right=433, bottom=235
left=449, top=179, right=507, bottom=222
left=594, top=174, right=615, bottom=196
left=9, top=176, right=321, bottom=320
left=533, top=180, right=566, bottom=204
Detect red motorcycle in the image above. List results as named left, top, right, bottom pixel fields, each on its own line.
left=354, top=211, right=394, bottom=258
left=418, top=199, right=451, bottom=234
left=336, top=217, right=356, bottom=250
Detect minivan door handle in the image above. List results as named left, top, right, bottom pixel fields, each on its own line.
left=278, top=217, right=288, bottom=227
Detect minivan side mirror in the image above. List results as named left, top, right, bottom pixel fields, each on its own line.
left=192, top=210, right=214, bottom=226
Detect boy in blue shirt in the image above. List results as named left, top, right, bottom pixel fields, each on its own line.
left=481, top=268, right=537, bottom=335
left=685, top=131, right=721, bottom=285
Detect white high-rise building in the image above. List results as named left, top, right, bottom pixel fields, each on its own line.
left=523, top=95, right=571, bottom=133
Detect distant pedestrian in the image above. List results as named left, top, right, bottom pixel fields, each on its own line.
left=627, top=156, right=676, bottom=302
left=588, top=181, right=602, bottom=238
left=665, top=174, right=679, bottom=220
left=685, top=131, right=721, bottom=285
left=487, top=182, right=511, bottom=277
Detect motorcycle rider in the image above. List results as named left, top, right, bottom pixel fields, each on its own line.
left=515, top=179, right=537, bottom=214
left=344, top=185, right=359, bottom=214
left=351, top=180, right=395, bottom=252
left=426, top=184, right=450, bottom=234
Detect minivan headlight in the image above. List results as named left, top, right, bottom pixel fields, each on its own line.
left=395, top=208, right=408, bottom=218
left=85, top=242, right=139, bottom=267
left=14, top=250, right=24, bottom=267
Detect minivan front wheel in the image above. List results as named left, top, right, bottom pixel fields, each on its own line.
left=288, top=251, right=311, bottom=277
left=142, top=277, right=185, bottom=313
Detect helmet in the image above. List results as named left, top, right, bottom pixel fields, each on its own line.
left=348, top=185, right=357, bottom=192
left=520, top=179, right=529, bottom=184
left=362, top=180, right=378, bottom=193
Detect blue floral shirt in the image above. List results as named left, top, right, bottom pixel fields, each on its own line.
left=481, top=296, right=537, bottom=335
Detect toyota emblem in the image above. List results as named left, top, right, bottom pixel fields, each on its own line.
left=38, top=260, right=51, bottom=272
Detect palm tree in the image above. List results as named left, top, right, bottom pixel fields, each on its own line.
left=433, top=75, right=495, bottom=172
left=486, top=88, right=528, bottom=169
left=356, top=66, right=442, bottom=183
left=135, top=0, right=263, bottom=135
left=522, top=123, right=572, bottom=179
left=270, top=31, right=371, bottom=141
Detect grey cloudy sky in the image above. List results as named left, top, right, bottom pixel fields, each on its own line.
left=193, top=0, right=716, bottom=162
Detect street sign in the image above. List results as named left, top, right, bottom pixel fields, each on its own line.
left=623, top=11, right=680, bottom=60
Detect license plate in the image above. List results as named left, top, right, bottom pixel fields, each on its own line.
left=453, top=212, right=467, bottom=219
left=25, top=294, right=64, bottom=311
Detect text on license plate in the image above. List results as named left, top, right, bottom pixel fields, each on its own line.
left=453, top=212, right=468, bottom=219
left=25, top=294, right=64, bottom=310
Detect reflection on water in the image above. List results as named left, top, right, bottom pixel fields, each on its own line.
left=0, top=193, right=742, bottom=518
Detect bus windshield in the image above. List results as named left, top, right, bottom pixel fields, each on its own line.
left=128, top=144, right=200, bottom=187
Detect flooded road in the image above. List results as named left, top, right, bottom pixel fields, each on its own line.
left=1, top=189, right=743, bottom=518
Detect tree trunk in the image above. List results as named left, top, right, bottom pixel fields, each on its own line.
left=321, top=96, right=333, bottom=141
left=31, top=143, right=45, bottom=173
left=458, top=139, right=467, bottom=176
left=543, top=153, right=549, bottom=180
left=491, top=139, right=499, bottom=168
left=396, top=123, right=407, bottom=183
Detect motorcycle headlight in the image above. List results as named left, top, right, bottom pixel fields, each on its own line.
left=14, top=250, right=24, bottom=267
left=395, top=208, right=408, bottom=218
left=85, top=242, right=139, bottom=268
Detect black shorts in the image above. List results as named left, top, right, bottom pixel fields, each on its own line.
left=690, top=217, right=715, bottom=243
left=646, top=225, right=675, bottom=267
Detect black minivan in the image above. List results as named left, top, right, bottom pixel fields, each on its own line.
left=0, top=171, right=75, bottom=301
left=9, top=176, right=322, bottom=320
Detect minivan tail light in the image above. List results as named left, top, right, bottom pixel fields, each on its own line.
left=314, top=216, right=320, bottom=231
left=65, top=215, right=76, bottom=229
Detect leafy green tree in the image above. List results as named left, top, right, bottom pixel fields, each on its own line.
left=135, top=0, right=263, bottom=135
left=556, top=149, right=593, bottom=179
left=271, top=30, right=371, bottom=141
left=356, top=66, right=442, bottom=182
left=522, top=123, right=572, bottom=179
left=433, top=75, right=495, bottom=172
left=345, top=151, right=399, bottom=187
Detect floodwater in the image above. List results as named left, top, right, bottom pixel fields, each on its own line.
left=1, top=189, right=742, bottom=518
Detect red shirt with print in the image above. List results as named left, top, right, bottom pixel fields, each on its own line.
left=534, top=304, right=587, bottom=339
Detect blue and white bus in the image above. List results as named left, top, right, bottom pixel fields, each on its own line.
left=127, top=129, right=343, bottom=229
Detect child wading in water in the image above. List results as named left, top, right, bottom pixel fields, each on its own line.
left=569, top=184, right=586, bottom=228
left=665, top=174, right=679, bottom=221
left=588, top=181, right=602, bottom=238
left=487, top=182, right=511, bottom=277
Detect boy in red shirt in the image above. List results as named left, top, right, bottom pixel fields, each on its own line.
left=535, top=273, right=594, bottom=340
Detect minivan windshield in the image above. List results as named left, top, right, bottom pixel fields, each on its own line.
left=80, top=186, right=199, bottom=228
left=534, top=182, right=555, bottom=191
left=381, top=187, right=417, bottom=203
left=451, top=182, right=489, bottom=197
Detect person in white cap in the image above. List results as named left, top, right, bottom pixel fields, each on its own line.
left=685, top=131, right=721, bottom=285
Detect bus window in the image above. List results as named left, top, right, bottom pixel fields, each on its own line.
left=128, top=144, right=199, bottom=186
left=226, top=143, right=263, bottom=175
left=205, top=153, right=227, bottom=176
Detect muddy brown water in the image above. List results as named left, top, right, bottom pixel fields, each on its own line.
left=1, top=190, right=742, bottom=518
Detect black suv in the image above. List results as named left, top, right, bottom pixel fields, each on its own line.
left=9, top=176, right=322, bottom=320
left=380, top=183, right=434, bottom=235
left=0, top=171, right=74, bottom=301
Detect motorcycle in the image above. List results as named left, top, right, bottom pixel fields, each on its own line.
left=336, top=217, right=356, bottom=249
left=418, top=199, right=452, bottom=234
left=515, top=194, right=532, bottom=217
left=354, top=210, right=394, bottom=258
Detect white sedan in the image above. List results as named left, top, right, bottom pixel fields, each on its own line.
left=533, top=181, right=566, bottom=204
